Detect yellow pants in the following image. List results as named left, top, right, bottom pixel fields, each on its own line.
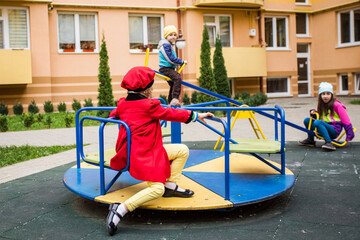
left=124, top=144, right=189, bottom=212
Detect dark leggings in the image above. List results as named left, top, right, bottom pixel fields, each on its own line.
left=159, top=67, right=182, bottom=102
left=304, top=117, right=337, bottom=142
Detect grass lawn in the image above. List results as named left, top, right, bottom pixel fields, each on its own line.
left=5, top=110, right=113, bottom=132
left=350, top=99, right=360, bottom=105
left=0, top=144, right=77, bottom=167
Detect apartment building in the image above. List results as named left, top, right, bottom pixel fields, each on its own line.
left=0, top=0, right=359, bottom=113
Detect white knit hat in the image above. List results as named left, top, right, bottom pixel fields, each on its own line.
left=318, top=82, right=333, bottom=95
left=163, top=25, right=177, bottom=39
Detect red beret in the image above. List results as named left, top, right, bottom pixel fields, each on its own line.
left=121, top=66, right=155, bottom=92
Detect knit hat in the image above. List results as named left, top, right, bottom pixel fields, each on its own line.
left=121, top=66, right=155, bottom=92
left=163, top=25, right=177, bottom=39
left=318, top=82, right=333, bottom=95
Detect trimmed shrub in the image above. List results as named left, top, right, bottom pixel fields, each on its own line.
left=28, top=100, right=39, bottom=114
left=114, top=99, right=118, bottom=106
left=84, top=98, right=93, bottom=107
left=0, top=103, right=9, bottom=116
left=23, top=113, right=35, bottom=129
left=198, top=26, right=217, bottom=103
left=97, top=34, right=114, bottom=118
left=72, top=99, right=81, bottom=112
left=13, top=103, right=23, bottom=115
left=37, top=113, right=44, bottom=123
left=240, top=91, right=251, bottom=101
left=64, top=114, right=74, bottom=128
left=43, top=100, right=54, bottom=113
left=191, top=91, right=199, bottom=104
left=0, top=115, right=8, bottom=132
left=182, top=93, right=190, bottom=105
left=58, top=102, right=67, bottom=112
left=251, top=92, right=267, bottom=106
left=213, top=35, right=231, bottom=98
left=159, top=94, right=168, bottom=104
left=45, top=115, right=52, bottom=128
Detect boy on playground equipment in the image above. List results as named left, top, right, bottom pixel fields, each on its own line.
left=158, top=25, right=186, bottom=106
left=106, top=66, right=213, bottom=236
left=298, top=82, right=354, bottom=151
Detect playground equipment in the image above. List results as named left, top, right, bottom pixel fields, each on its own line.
left=307, top=112, right=356, bottom=147
left=214, top=104, right=266, bottom=152
left=63, top=95, right=295, bottom=210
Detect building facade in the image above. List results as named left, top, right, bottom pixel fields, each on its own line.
left=0, top=0, right=359, bottom=113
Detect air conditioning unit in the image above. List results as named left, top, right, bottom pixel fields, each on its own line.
left=249, top=29, right=256, bottom=37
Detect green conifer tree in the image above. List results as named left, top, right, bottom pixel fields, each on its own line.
left=213, top=35, right=231, bottom=98
left=97, top=34, right=114, bottom=117
left=198, top=26, right=217, bottom=103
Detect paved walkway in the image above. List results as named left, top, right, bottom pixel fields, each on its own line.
left=0, top=97, right=359, bottom=239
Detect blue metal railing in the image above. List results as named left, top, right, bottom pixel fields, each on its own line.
left=75, top=107, right=131, bottom=195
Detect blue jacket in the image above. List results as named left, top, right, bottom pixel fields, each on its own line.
left=158, top=39, right=183, bottom=68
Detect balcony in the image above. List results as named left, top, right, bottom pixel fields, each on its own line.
left=196, top=47, right=267, bottom=78
left=194, top=0, right=264, bottom=8
left=0, top=49, right=32, bottom=85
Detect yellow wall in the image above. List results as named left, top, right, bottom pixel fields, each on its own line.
left=0, top=50, right=32, bottom=84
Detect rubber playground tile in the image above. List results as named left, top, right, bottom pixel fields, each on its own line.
left=274, top=220, right=360, bottom=240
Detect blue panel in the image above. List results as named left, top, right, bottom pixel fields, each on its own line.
left=185, top=150, right=225, bottom=168
left=183, top=171, right=295, bottom=205
left=63, top=168, right=142, bottom=200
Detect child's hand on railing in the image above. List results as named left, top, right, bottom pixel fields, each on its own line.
left=197, top=112, right=214, bottom=124
left=183, top=60, right=187, bottom=64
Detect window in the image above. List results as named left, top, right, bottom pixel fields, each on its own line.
left=265, top=16, right=288, bottom=49
left=266, top=77, right=290, bottom=97
left=338, top=9, right=360, bottom=47
left=339, top=74, right=349, bottom=93
left=129, top=15, right=163, bottom=52
left=58, top=12, right=98, bottom=53
left=355, top=73, right=360, bottom=94
left=203, top=15, right=232, bottom=47
left=295, top=0, right=309, bottom=5
left=296, top=13, right=308, bottom=36
left=0, top=7, right=29, bottom=49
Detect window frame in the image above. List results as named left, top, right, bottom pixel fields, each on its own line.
left=57, top=12, right=99, bottom=54
left=355, top=73, right=360, bottom=94
left=265, top=16, right=290, bottom=51
left=203, top=14, right=233, bottom=48
left=339, top=73, right=349, bottom=94
left=266, top=77, right=291, bottom=97
left=337, top=8, right=360, bottom=48
left=296, top=13, right=309, bottom=37
left=128, top=14, right=164, bottom=54
left=0, top=6, right=30, bottom=50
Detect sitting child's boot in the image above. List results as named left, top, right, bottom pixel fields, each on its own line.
left=298, top=138, right=316, bottom=147
left=322, top=141, right=336, bottom=151
left=169, top=98, right=180, bottom=106
left=106, top=203, right=122, bottom=236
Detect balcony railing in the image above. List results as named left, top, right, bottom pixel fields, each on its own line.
left=196, top=47, right=267, bottom=78
left=194, top=0, right=264, bottom=8
left=0, top=49, right=32, bottom=85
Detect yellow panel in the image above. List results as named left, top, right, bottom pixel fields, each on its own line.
left=196, top=47, right=267, bottom=79
left=184, top=153, right=293, bottom=175
left=95, top=175, right=233, bottom=210
left=0, top=50, right=32, bottom=85
left=194, top=0, right=264, bottom=7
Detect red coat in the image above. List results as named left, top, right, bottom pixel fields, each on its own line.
left=109, top=98, right=192, bottom=183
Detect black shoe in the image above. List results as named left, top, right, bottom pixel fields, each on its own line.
left=298, top=138, right=316, bottom=147
left=322, top=141, right=336, bottom=151
left=106, top=203, right=122, bottom=236
left=163, top=185, right=194, bottom=198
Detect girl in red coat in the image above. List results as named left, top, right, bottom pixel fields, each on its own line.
left=106, top=66, right=213, bottom=236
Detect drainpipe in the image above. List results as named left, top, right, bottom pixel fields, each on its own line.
left=177, top=0, right=183, bottom=60
left=258, top=10, right=264, bottom=93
